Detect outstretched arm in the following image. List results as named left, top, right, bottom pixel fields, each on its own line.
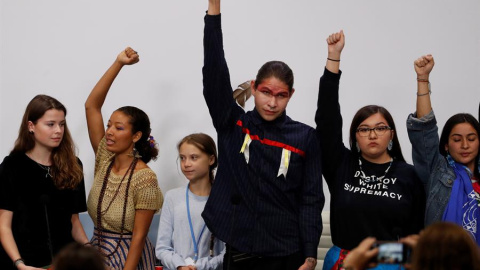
left=85, top=47, right=139, bottom=153
left=208, top=0, right=220, bottom=15
left=407, top=55, right=438, bottom=187
left=203, top=0, right=243, bottom=130
left=315, top=30, right=347, bottom=188
left=414, top=54, right=434, bottom=118
left=325, top=30, right=344, bottom=74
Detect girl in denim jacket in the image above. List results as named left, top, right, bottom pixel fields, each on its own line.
left=407, top=54, right=480, bottom=245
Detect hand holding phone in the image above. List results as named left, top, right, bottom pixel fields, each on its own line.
left=373, top=241, right=412, bottom=264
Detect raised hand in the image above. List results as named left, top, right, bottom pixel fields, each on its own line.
left=326, top=30, right=345, bottom=59
left=325, top=30, right=344, bottom=73
left=116, top=47, right=140, bottom=66
left=414, top=54, right=434, bottom=77
left=208, top=0, right=220, bottom=15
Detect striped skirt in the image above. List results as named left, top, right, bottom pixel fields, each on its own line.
left=91, top=228, right=156, bottom=270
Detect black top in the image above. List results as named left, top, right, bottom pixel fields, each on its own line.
left=315, top=68, right=425, bottom=250
left=201, top=14, right=324, bottom=258
left=0, top=152, right=87, bottom=269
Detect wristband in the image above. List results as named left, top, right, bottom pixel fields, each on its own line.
left=327, top=58, right=340, bottom=62
left=417, top=90, right=431, bottom=96
left=14, top=258, right=24, bottom=268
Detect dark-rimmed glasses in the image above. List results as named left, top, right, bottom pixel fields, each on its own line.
left=356, top=126, right=392, bottom=137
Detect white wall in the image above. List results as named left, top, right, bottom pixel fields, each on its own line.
left=1, top=0, right=479, bottom=211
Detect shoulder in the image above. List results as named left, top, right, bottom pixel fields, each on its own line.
left=0, top=152, right=27, bottom=171
left=132, top=168, right=159, bottom=187
left=164, top=186, right=186, bottom=201
left=285, top=117, right=318, bottom=146
left=392, top=160, right=422, bottom=181
left=285, top=116, right=315, bottom=132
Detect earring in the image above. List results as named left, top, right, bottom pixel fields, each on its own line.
left=387, top=140, right=393, bottom=151
left=129, top=147, right=142, bottom=158
left=356, top=142, right=360, bottom=152
left=29, top=130, right=34, bottom=134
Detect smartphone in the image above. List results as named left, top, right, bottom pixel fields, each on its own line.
left=373, top=242, right=411, bottom=264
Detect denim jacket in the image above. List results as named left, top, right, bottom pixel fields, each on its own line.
left=407, top=110, right=456, bottom=225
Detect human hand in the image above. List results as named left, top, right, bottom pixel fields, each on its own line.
left=297, top=257, right=316, bottom=270
left=400, top=235, right=419, bottom=270
left=116, top=47, right=140, bottom=66
left=326, top=30, right=345, bottom=59
left=17, top=263, right=45, bottom=270
left=343, top=237, right=379, bottom=270
left=414, top=54, right=434, bottom=77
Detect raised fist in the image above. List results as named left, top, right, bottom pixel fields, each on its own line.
left=414, top=54, right=434, bottom=76
left=116, top=47, right=140, bottom=65
left=326, top=30, right=345, bottom=56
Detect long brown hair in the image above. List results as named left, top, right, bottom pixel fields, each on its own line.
left=412, top=222, right=480, bottom=270
left=177, top=133, right=218, bottom=183
left=11, top=95, right=83, bottom=189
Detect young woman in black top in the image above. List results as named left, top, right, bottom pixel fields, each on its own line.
left=315, top=31, right=425, bottom=270
left=0, top=95, right=88, bottom=270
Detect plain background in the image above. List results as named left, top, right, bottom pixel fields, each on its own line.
left=1, top=0, right=479, bottom=211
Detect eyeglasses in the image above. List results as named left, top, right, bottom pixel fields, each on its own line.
left=356, top=126, right=392, bottom=137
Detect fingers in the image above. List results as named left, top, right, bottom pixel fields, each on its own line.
left=400, top=234, right=419, bottom=248
left=326, top=30, right=344, bottom=45
left=358, top=237, right=377, bottom=250
left=123, top=46, right=140, bottom=64
left=414, top=54, right=434, bottom=67
left=125, top=47, right=139, bottom=59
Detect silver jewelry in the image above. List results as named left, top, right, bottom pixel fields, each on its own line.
left=356, top=142, right=360, bottom=152
left=36, top=162, right=52, bottom=178
left=358, top=158, right=393, bottom=182
left=387, top=140, right=393, bottom=151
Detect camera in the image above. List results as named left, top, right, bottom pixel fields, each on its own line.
left=372, top=242, right=411, bottom=264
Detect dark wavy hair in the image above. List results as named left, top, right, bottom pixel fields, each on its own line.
left=12, top=95, right=83, bottom=189
left=439, top=113, right=480, bottom=178
left=254, top=61, right=294, bottom=92
left=349, top=105, right=405, bottom=162
left=177, top=133, right=218, bottom=183
left=116, top=106, right=158, bottom=163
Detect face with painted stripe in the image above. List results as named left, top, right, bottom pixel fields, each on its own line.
left=251, top=77, right=294, bottom=121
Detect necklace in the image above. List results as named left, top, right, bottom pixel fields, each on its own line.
left=358, top=158, right=393, bottom=182
left=27, top=153, right=53, bottom=178
left=95, top=157, right=138, bottom=258
left=100, top=158, right=137, bottom=215
left=36, top=162, right=52, bottom=178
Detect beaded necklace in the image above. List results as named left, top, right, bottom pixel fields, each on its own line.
left=358, top=158, right=393, bottom=182
left=95, top=156, right=138, bottom=257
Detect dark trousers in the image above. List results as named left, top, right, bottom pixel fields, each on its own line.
left=223, top=245, right=304, bottom=270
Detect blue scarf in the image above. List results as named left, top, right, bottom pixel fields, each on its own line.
left=442, top=155, right=480, bottom=246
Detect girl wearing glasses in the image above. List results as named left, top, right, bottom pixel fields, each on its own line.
left=315, top=31, right=425, bottom=269
left=407, top=55, right=480, bottom=245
